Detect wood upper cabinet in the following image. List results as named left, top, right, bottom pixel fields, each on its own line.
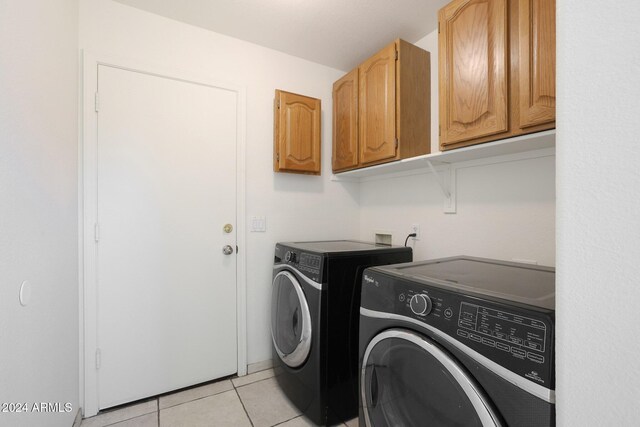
left=439, top=0, right=556, bottom=151
left=518, top=0, right=556, bottom=129
left=332, top=39, right=430, bottom=173
left=332, top=69, right=359, bottom=171
left=439, top=0, right=509, bottom=146
left=274, top=90, right=321, bottom=175
left=359, top=42, right=397, bottom=165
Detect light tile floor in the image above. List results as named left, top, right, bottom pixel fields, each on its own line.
left=80, top=369, right=359, bottom=427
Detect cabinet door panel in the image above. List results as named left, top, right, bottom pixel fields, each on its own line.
left=359, top=42, right=397, bottom=165
left=332, top=69, right=359, bottom=172
left=439, top=0, right=508, bottom=146
left=275, top=90, right=321, bottom=174
left=518, top=0, right=556, bottom=128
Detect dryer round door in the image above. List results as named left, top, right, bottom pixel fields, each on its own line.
left=271, top=270, right=312, bottom=368
left=361, top=329, right=503, bottom=427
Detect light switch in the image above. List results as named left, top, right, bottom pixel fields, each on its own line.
left=250, top=216, right=266, bottom=232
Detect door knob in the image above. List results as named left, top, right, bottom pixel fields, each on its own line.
left=223, top=223, right=233, bottom=233
left=222, top=245, right=234, bottom=255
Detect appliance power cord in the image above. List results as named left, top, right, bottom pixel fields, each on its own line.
left=404, top=233, right=417, bottom=247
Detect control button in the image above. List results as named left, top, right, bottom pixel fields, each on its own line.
left=409, top=294, right=432, bottom=316
left=496, top=342, right=510, bottom=352
left=509, top=336, right=523, bottom=345
left=479, top=327, right=491, bottom=335
left=494, top=332, right=507, bottom=340
left=399, top=293, right=406, bottom=302
left=469, top=333, right=482, bottom=343
left=482, top=338, right=496, bottom=347
left=527, top=353, right=545, bottom=364
left=458, top=320, right=474, bottom=329
left=525, top=341, right=542, bottom=351
left=531, top=320, right=546, bottom=329
left=457, top=329, right=469, bottom=338
left=511, top=348, right=526, bottom=358
left=444, top=308, right=453, bottom=319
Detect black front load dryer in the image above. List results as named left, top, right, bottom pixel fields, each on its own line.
left=271, top=240, right=412, bottom=426
left=359, top=256, right=556, bottom=427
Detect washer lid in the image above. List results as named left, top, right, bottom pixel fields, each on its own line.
left=375, top=256, right=555, bottom=310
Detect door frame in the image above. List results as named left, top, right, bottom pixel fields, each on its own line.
left=79, top=51, right=247, bottom=417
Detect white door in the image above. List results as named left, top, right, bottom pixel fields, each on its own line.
left=96, top=65, right=238, bottom=409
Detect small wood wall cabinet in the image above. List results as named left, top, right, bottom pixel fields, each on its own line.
left=438, top=0, right=556, bottom=151
left=332, top=39, right=431, bottom=173
left=274, top=90, right=321, bottom=175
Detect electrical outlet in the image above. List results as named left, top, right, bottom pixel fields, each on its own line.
left=411, top=224, right=420, bottom=240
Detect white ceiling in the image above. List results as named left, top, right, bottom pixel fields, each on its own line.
left=113, top=0, right=448, bottom=71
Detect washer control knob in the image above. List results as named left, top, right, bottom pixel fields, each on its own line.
left=410, top=294, right=432, bottom=316
left=285, top=251, right=297, bottom=263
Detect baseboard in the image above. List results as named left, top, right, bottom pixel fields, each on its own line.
left=247, top=359, right=273, bottom=374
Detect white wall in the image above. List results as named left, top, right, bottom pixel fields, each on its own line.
left=79, top=0, right=360, bottom=366
left=358, top=31, right=556, bottom=267
left=556, top=1, right=640, bottom=425
left=3, top=0, right=637, bottom=424
left=5, top=1, right=637, bottom=425
left=0, top=1, right=79, bottom=426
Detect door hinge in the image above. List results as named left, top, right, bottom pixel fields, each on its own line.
left=94, top=223, right=100, bottom=242
left=395, top=50, right=398, bottom=61
left=438, top=22, right=441, bottom=34
left=276, top=152, right=280, bottom=162
left=95, top=348, right=101, bottom=370
left=439, top=125, right=441, bottom=136
left=395, top=138, right=399, bottom=149
left=94, top=92, right=100, bottom=112
left=277, top=99, right=280, bottom=109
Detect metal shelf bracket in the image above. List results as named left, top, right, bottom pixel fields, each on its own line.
left=426, top=160, right=456, bottom=214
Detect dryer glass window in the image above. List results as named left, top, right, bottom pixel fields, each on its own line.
left=363, top=334, right=490, bottom=427
left=271, top=271, right=312, bottom=367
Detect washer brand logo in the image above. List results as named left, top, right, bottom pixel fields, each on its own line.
left=363, top=275, right=377, bottom=286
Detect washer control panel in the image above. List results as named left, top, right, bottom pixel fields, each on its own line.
left=276, top=246, right=323, bottom=283
left=361, top=270, right=555, bottom=389
left=457, top=302, right=547, bottom=356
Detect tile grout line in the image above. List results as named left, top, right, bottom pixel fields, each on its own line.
left=99, top=399, right=158, bottom=427
left=234, top=375, right=307, bottom=427
left=270, top=415, right=352, bottom=427
left=233, top=374, right=276, bottom=390
left=232, top=380, right=255, bottom=427
left=158, top=383, right=235, bottom=410
left=270, top=414, right=302, bottom=427
left=96, top=371, right=274, bottom=427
